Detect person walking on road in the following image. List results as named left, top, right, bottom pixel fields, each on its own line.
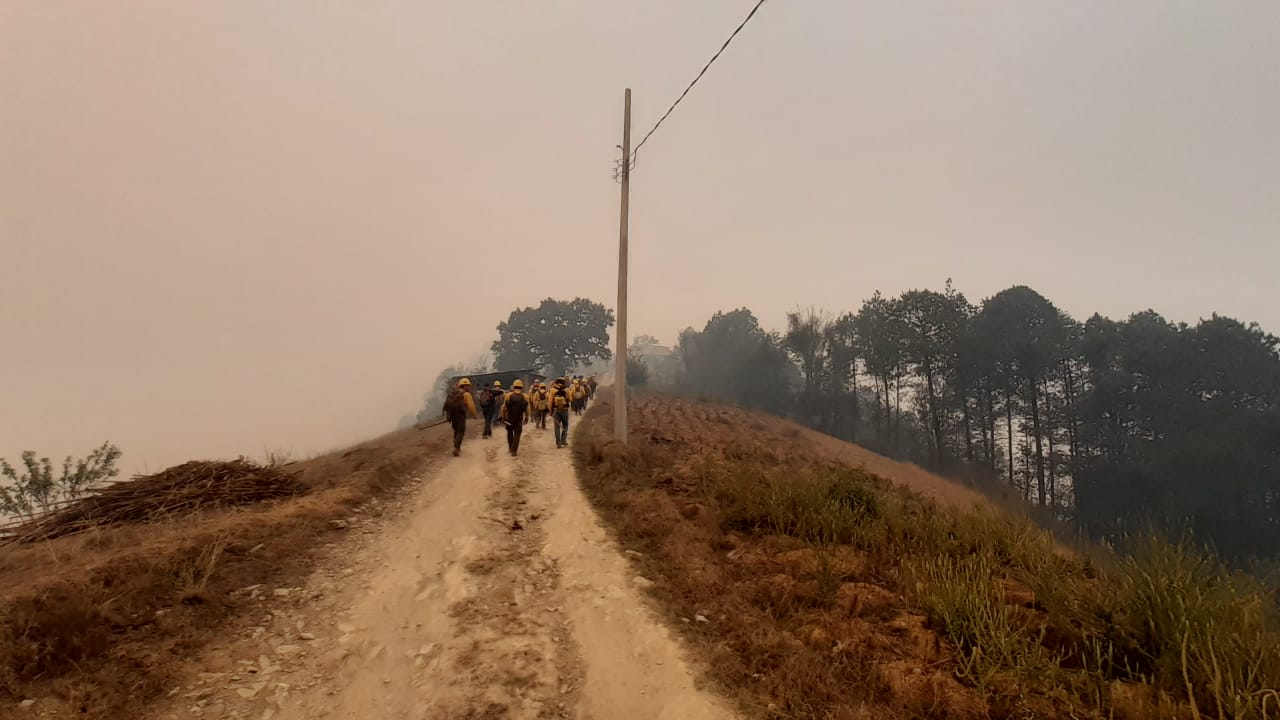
left=479, top=380, right=502, bottom=438
left=529, top=382, right=550, bottom=430
left=442, top=377, right=479, bottom=456
left=570, top=377, right=587, bottom=416
left=501, top=379, right=531, bottom=456
left=551, top=378, right=572, bottom=448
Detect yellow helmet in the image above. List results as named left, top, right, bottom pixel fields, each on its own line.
left=458, top=377, right=472, bottom=387
left=512, top=379, right=524, bottom=389
left=493, top=380, right=502, bottom=388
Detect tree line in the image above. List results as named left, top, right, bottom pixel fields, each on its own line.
left=669, top=284, right=1280, bottom=562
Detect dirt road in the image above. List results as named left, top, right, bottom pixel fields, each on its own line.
left=148, top=422, right=733, bottom=720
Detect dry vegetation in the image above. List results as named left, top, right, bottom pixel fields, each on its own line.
left=3, top=458, right=304, bottom=544
left=0, top=424, right=450, bottom=718
left=574, top=391, right=1280, bottom=719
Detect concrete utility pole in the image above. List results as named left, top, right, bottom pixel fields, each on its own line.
left=615, top=88, right=631, bottom=443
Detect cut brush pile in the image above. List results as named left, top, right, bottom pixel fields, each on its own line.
left=3, top=458, right=304, bottom=544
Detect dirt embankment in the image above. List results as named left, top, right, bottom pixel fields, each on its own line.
left=0, top=424, right=450, bottom=718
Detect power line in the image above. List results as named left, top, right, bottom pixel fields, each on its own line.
left=630, top=0, right=769, bottom=160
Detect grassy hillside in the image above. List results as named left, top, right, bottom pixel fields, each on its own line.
left=574, top=391, right=1280, bottom=719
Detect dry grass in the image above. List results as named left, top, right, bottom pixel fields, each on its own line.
left=574, top=391, right=1280, bottom=719
left=0, top=423, right=451, bottom=718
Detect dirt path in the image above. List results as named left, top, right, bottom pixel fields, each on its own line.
left=147, top=422, right=733, bottom=720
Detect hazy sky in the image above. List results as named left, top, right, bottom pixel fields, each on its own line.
left=3, top=1, right=1278, bottom=475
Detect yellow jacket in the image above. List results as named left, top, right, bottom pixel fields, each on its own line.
left=529, top=388, right=549, bottom=411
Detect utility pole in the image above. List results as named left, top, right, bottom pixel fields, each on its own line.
left=615, top=88, right=631, bottom=443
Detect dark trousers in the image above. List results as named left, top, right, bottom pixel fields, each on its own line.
left=450, top=417, right=466, bottom=453
left=535, top=410, right=548, bottom=429
left=553, top=410, right=570, bottom=446
left=506, top=422, right=524, bottom=455
left=481, top=406, right=496, bottom=437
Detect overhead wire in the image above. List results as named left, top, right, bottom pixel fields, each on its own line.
left=629, top=0, right=769, bottom=162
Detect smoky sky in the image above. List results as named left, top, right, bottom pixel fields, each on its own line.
left=3, top=1, right=1277, bottom=475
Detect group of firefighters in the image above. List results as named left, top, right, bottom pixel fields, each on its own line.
left=441, top=375, right=598, bottom=457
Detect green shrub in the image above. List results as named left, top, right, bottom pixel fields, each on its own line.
left=0, top=443, right=121, bottom=520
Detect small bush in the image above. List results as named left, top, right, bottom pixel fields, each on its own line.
left=263, top=448, right=295, bottom=468
left=0, top=443, right=121, bottom=521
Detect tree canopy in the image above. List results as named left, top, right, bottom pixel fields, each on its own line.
left=657, top=285, right=1280, bottom=563
left=491, top=298, right=614, bottom=377
left=677, top=308, right=795, bottom=414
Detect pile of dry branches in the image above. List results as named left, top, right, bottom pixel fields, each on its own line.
left=3, top=458, right=304, bottom=543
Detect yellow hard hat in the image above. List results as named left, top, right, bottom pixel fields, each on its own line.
left=458, top=377, right=472, bottom=387
left=513, top=379, right=524, bottom=389
left=493, top=380, right=502, bottom=388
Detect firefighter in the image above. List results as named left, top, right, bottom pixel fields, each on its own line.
left=442, top=377, right=479, bottom=456
left=571, top=377, right=586, bottom=415
left=501, top=379, right=531, bottom=456
left=479, top=380, right=502, bottom=438
left=587, top=375, right=598, bottom=400
left=529, top=381, right=550, bottom=429
left=550, top=378, right=572, bottom=448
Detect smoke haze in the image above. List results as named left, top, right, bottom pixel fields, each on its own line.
left=3, top=1, right=1277, bottom=474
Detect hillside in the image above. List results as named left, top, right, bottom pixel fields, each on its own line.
left=573, top=391, right=1280, bottom=719
left=0, top=425, right=450, bottom=718
left=3, top=389, right=1275, bottom=719
left=0, top=401, right=735, bottom=720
